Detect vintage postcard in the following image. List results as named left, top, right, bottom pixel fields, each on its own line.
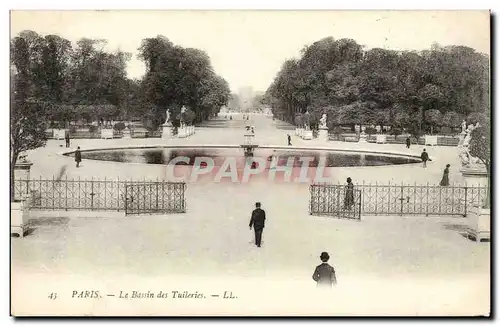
left=10, top=10, right=491, bottom=316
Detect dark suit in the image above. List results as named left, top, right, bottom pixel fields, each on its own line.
left=75, top=150, right=82, bottom=167
left=249, top=208, right=266, bottom=247
left=312, top=263, right=337, bottom=287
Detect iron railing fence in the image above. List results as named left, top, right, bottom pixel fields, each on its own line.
left=310, top=183, right=487, bottom=217
left=310, top=184, right=362, bottom=220
left=13, top=178, right=186, bottom=213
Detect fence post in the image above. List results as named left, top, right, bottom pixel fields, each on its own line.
left=91, top=177, right=94, bottom=211
left=464, top=185, right=468, bottom=217
left=400, top=183, right=404, bottom=216
left=426, top=182, right=429, bottom=217
left=156, top=178, right=159, bottom=210
left=65, top=175, right=68, bottom=211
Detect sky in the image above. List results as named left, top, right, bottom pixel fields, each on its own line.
left=10, top=10, right=490, bottom=93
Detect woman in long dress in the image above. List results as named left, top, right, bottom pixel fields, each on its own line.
left=344, top=177, right=354, bottom=210
left=440, top=164, right=450, bottom=186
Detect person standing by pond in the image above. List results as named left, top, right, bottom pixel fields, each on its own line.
left=406, top=136, right=411, bottom=149
left=440, top=164, right=451, bottom=186
left=75, top=146, right=82, bottom=168
left=344, top=177, right=354, bottom=210
left=420, top=149, right=431, bottom=168
left=287, top=134, right=292, bottom=146
left=65, top=131, right=71, bottom=148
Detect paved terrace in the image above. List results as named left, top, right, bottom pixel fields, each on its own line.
left=12, top=113, right=489, bottom=316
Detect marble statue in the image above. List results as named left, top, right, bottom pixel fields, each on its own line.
left=319, top=113, right=327, bottom=128
left=458, top=121, right=484, bottom=169
left=164, top=109, right=171, bottom=125
left=461, top=120, right=467, bottom=133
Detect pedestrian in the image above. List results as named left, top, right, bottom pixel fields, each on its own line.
left=406, top=136, right=411, bottom=149
left=344, top=177, right=354, bottom=210
left=65, top=131, right=71, bottom=148
left=421, top=149, right=431, bottom=168
left=249, top=202, right=266, bottom=248
left=287, top=134, right=292, bottom=146
left=312, top=252, right=337, bottom=287
left=440, top=164, right=451, bottom=186
left=75, top=146, right=82, bottom=168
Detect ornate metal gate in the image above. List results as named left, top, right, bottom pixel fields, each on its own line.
left=124, top=181, right=186, bottom=215
left=309, top=184, right=361, bottom=220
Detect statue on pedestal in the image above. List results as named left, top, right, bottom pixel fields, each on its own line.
left=459, top=121, right=484, bottom=169
left=461, top=120, right=467, bottom=134
left=163, top=109, right=171, bottom=126
left=319, top=113, right=327, bottom=129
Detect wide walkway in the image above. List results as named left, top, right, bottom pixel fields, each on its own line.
left=11, top=113, right=489, bottom=316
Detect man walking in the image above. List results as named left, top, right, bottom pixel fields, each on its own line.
left=405, top=136, right=411, bottom=149
left=287, top=134, right=292, bottom=146
left=312, top=252, right=337, bottom=287
left=249, top=202, right=266, bottom=248
left=421, top=148, right=430, bottom=168
left=75, top=146, right=82, bottom=168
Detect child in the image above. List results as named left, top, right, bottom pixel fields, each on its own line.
left=312, top=252, right=337, bottom=287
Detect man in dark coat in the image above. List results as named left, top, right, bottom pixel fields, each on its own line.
left=249, top=202, right=266, bottom=247
left=75, top=146, right=82, bottom=168
left=287, top=134, right=292, bottom=146
left=65, top=131, right=71, bottom=148
left=312, top=252, right=337, bottom=287
left=421, top=149, right=430, bottom=168
left=405, top=137, right=411, bottom=149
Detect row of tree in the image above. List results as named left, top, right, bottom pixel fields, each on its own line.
left=10, top=31, right=231, bottom=195
left=11, top=31, right=231, bottom=127
left=264, top=37, right=490, bottom=134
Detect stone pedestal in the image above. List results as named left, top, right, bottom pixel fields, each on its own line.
left=162, top=124, right=173, bottom=139
left=14, top=161, right=33, bottom=181
left=54, top=129, right=66, bottom=140
left=467, top=205, right=490, bottom=242
left=244, top=133, right=255, bottom=146
left=122, top=128, right=131, bottom=139
left=101, top=128, right=113, bottom=139
left=177, top=127, right=188, bottom=138
left=376, top=134, right=387, bottom=144
left=11, top=200, right=30, bottom=237
left=460, top=167, right=488, bottom=187
left=358, top=132, right=367, bottom=143
left=302, top=130, right=313, bottom=140
left=318, top=128, right=329, bottom=142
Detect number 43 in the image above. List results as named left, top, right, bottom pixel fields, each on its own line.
left=48, top=293, right=57, bottom=300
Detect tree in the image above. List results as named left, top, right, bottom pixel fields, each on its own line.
left=468, top=122, right=491, bottom=208
left=10, top=99, right=48, bottom=201
left=265, top=38, right=489, bottom=133
left=442, top=111, right=463, bottom=129
left=424, top=109, right=442, bottom=134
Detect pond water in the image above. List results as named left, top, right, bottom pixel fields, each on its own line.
left=69, top=147, right=420, bottom=167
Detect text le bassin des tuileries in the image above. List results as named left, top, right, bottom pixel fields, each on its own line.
left=64, top=290, right=237, bottom=300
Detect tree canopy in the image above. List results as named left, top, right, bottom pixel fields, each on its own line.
left=265, top=37, right=489, bottom=133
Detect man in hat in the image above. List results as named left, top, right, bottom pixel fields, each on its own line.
left=249, top=202, right=266, bottom=247
left=421, top=148, right=431, bottom=168
left=75, top=146, right=82, bottom=168
left=287, top=134, right=292, bottom=146
left=312, top=252, right=337, bottom=287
